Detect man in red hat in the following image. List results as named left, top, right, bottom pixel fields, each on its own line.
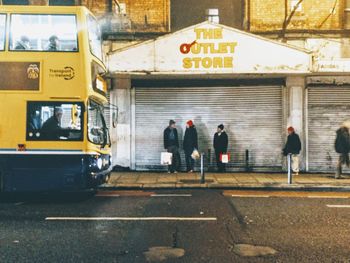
left=283, top=126, right=301, bottom=175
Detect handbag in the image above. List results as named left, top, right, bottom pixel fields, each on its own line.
left=161, top=152, right=173, bottom=165
left=220, top=153, right=230, bottom=163
left=191, top=149, right=200, bottom=160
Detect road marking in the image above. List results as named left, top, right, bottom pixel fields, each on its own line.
left=326, top=205, right=350, bottom=208
left=308, top=196, right=349, bottom=199
left=14, top=202, right=25, bottom=206
left=96, top=191, right=155, bottom=197
left=231, top=195, right=270, bottom=198
left=45, top=217, right=217, bottom=221
left=150, top=194, right=192, bottom=197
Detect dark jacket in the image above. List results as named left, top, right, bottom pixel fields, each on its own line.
left=283, top=132, right=301, bottom=155
left=163, top=127, right=179, bottom=149
left=41, top=116, right=62, bottom=140
left=335, top=127, right=350, bottom=154
left=183, top=126, right=198, bottom=153
left=213, top=131, right=228, bottom=153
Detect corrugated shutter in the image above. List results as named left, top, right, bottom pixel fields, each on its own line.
left=308, top=86, right=350, bottom=172
left=105, top=91, right=111, bottom=129
left=135, top=86, right=283, bottom=171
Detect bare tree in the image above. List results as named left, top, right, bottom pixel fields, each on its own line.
left=280, top=0, right=304, bottom=42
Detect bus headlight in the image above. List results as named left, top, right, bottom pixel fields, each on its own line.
left=96, top=158, right=103, bottom=169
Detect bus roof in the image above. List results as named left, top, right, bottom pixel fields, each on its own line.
left=0, top=5, right=92, bottom=15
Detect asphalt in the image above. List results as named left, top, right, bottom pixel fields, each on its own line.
left=101, top=172, right=350, bottom=191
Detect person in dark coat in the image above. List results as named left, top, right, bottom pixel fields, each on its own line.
left=183, top=120, right=198, bottom=172
left=283, top=126, right=301, bottom=175
left=41, top=107, right=69, bottom=140
left=213, top=124, right=228, bottom=172
left=334, top=121, right=350, bottom=179
left=163, top=120, right=180, bottom=173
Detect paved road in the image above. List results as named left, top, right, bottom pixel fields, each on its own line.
left=1, top=190, right=350, bottom=262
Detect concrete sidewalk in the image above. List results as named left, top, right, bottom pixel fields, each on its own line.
left=100, top=172, right=350, bottom=191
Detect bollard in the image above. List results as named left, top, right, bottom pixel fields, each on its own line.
left=200, top=153, right=205, bottom=184
left=287, top=153, right=292, bottom=184
left=245, top=149, right=249, bottom=172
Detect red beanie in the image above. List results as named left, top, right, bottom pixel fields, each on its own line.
left=287, top=126, right=294, bottom=132
left=187, top=120, right=193, bottom=127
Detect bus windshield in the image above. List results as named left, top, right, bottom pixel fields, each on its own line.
left=26, top=102, right=84, bottom=141
left=10, top=14, right=78, bottom=52
left=87, top=14, right=102, bottom=60
left=0, top=14, right=5, bottom=51
left=88, top=100, right=110, bottom=146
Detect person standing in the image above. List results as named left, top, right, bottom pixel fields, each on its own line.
left=334, top=121, right=350, bottom=179
left=213, top=124, right=228, bottom=172
left=163, top=120, right=180, bottom=173
left=183, top=120, right=198, bottom=173
left=283, top=126, right=301, bottom=175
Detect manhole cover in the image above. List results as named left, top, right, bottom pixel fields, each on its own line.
left=144, top=246, right=185, bottom=262
left=180, top=179, right=214, bottom=184
left=233, top=244, right=277, bottom=257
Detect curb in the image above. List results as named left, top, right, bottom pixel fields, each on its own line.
left=99, top=183, right=350, bottom=192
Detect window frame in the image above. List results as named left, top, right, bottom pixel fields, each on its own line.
left=26, top=101, right=85, bottom=142
left=0, top=14, right=7, bottom=52
left=86, top=14, right=103, bottom=62
left=87, top=99, right=110, bottom=147
left=9, top=13, right=79, bottom=53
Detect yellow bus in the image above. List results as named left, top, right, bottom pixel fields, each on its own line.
left=0, top=5, right=112, bottom=192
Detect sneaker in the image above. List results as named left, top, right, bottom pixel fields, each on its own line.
left=188, top=170, right=193, bottom=173
left=167, top=171, right=171, bottom=174
left=335, top=175, right=344, bottom=179
left=174, top=171, right=178, bottom=174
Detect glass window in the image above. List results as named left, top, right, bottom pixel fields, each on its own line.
left=49, top=0, right=75, bottom=6
left=88, top=100, right=110, bottom=146
left=3, top=0, right=29, bottom=4
left=0, top=14, right=6, bottom=51
left=87, top=15, right=102, bottom=60
left=27, top=102, right=84, bottom=141
left=10, top=14, right=78, bottom=52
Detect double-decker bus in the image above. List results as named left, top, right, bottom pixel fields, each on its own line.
left=0, top=5, right=112, bottom=192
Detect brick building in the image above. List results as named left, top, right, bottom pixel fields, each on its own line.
left=247, top=0, right=346, bottom=34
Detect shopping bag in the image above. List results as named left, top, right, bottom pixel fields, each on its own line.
left=220, top=153, right=230, bottom=163
left=191, top=149, right=200, bottom=160
left=161, top=152, right=173, bottom=165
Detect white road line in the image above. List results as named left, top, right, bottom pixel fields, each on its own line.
left=326, top=205, right=350, bottom=208
left=45, top=217, right=217, bottom=221
left=150, top=194, right=192, bottom=197
left=14, top=202, right=25, bottom=206
left=231, top=195, right=270, bottom=198
left=308, top=196, right=349, bottom=199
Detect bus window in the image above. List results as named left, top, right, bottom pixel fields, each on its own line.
left=26, top=102, right=84, bottom=141
left=88, top=100, right=110, bottom=146
left=87, top=15, right=102, bottom=61
left=10, top=14, right=78, bottom=52
left=0, top=15, right=5, bottom=51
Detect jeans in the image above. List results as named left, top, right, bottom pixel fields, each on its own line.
left=291, top=154, right=299, bottom=173
left=185, top=151, right=194, bottom=171
left=167, top=146, right=180, bottom=172
left=215, top=151, right=226, bottom=172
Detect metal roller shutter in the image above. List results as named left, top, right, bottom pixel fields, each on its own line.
left=135, top=86, right=283, bottom=171
left=308, top=86, right=350, bottom=172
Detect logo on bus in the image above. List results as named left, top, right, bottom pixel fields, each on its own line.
left=27, top=64, right=40, bottom=79
left=49, top=67, right=75, bottom=80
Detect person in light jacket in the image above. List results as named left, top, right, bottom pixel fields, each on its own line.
left=183, top=120, right=198, bottom=173
left=213, top=124, right=228, bottom=172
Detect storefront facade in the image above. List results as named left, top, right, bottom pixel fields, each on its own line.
left=108, top=21, right=311, bottom=172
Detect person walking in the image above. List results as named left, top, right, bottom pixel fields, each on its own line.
left=213, top=124, right=228, bottom=172
left=334, top=121, right=350, bottom=179
left=283, top=126, right=301, bottom=175
left=163, top=120, right=180, bottom=173
left=183, top=120, right=198, bottom=173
